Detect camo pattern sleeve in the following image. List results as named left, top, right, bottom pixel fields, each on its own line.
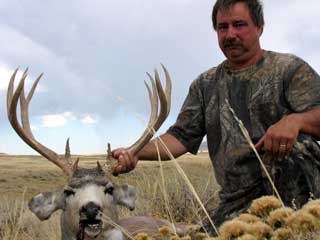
left=166, top=74, right=207, bottom=154
left=284, top=56, right=320, bottom=112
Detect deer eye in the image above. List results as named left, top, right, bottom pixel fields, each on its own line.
left=104, top=186, right=114, bottom=195
left=64, top=188, right=75, bottom=197
left=104, top=183, right=114, bottom=195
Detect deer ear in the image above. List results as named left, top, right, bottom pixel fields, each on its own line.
left=113, top=184, right=137, bottom=211
left=28, top=190, right=66, bottom=220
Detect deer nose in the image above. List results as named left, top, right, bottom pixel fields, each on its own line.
left=80, top=202, right=102, bottom=219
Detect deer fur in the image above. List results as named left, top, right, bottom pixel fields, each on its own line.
left=29, top=166, right=137, bottom=240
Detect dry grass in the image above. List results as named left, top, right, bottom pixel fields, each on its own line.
left=0, top=153, right=219, bottom=239
left=2, top=154, right=320, bottom=240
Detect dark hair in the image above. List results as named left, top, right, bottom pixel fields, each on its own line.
left=212, top=0, right=264, bottom=30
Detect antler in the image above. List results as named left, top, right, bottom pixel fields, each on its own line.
left=7, top=68, right=74, bottom=176
left=127, top=64, right=172, bottom=155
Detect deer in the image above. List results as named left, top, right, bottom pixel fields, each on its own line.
left=6, top=67, right=195, bottom=240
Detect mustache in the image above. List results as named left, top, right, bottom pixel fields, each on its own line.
left=223, top=39, right=242, bottom=48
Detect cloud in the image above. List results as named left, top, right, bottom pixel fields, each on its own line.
left=1, top=0, right=320, bottom=154
left=41, top=112, right=97, bottom=128
left=81, top=115, right=97, bottom=125
left=41, top=112, right=75, bottom=128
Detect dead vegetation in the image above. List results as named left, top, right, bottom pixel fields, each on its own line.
left=0, top=153, right=219, bottom=239
left=2, top=154, right=320, bottom=240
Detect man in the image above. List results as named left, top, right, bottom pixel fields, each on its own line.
left=113, top=0, right=320, bottom=232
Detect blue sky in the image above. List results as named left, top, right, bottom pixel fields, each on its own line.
left=0, top=0, right=319, bottom=154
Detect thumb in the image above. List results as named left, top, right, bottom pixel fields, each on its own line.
left=112, top=148, right=125, bottom=158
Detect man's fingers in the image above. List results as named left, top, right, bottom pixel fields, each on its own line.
left=283, top=139, right=295, bottom=156
left=112, top=165, right=121, bottom=176
left=112, top=148, right=125, bottom=158
left=278, top=140, right=288, bottom=158
left=272, top=138, right=280, bottom=155
left=286, top=141, right=294, bottom=154
left=112, top=155, right=126, bottom=175
left=264, top=136, right=272, bottom=153
left=255, top=137, right=264, bottom=150
left=112, top=149, right=138, bottom=176
left=120, top=153, right=132, bottom=172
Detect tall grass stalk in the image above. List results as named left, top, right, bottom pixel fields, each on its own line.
left=155, top=136, right=219, bottom=236
left=138, top=116, right=219, bottom=235
left=227, top=103, right=285, bottom=208
left=109, top=72, right=218, bottom=234
left=12, top=188, right=26, bottom=240
left=155, top=140, right=177, bottom=235
left=0, top=195, right=60, bottom=240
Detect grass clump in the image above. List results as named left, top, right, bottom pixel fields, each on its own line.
left=285, top=210, right=319, bottom=233
left=248, top=196, right=282, bottom=218
left=247, top=221, right=272, bottom=238
left=214, top=195, right=320, bottom=240
left=267, top=207, right=294, bottom=229
left=135, top=232, right=152, bottom=240
left=235, top=214, right=261, bottom=224
left=270, top=228, right=293, bottom=240
left=219, top=219, right=250, bottom=239
left=237, top=234, right=258, bottom=240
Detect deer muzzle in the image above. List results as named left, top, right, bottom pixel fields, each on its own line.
left=79, top=202, right=103, bottom=238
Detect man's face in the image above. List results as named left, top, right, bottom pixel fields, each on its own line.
left=216, top=2, right=263, bottom=67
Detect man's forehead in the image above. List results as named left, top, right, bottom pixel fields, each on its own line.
left=216, top=2, right=251, bottom=23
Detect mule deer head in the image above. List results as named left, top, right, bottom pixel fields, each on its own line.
left=7, top=66, right=171, bottom=240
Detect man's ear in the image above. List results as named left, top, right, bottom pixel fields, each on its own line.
left=113, top=184, right=137, bottom=211
left=28, top=189, right=66, bottom=220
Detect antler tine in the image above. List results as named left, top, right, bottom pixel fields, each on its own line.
left=153, top=68, right=169, bottom=130
left=65, top=138, right=72, bottom=165
left=20, top=72, right=42, bottom=138
left=127, top=65, right=172, bottom=155
left=7, top=69, right=73, bottom=176
left=7, top=68, right=28, bottom=122
left=122, top=75, right=159, bottom=156
left=160, top=63, right=172, bottom=116
left=144, top=76, right=158, bottom=126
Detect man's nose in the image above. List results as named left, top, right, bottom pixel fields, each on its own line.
left=225, top=26, right=237, bottom=39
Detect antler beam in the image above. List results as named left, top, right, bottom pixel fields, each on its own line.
left=127, top=64, right=172, bottom=155
left=7, top=65, right=172, bottom=176
left=7, top=68, right=73, bottom=175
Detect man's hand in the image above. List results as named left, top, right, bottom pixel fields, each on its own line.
left=112, top=148, right=138, bottom=176
left=110, top=134, right=187, bottom=176
left=255, top=114, right=301, bottom=158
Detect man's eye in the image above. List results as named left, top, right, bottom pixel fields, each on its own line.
left=218, top=24, right=228, bottom=31
left=234, top=22, right=247, bottom=28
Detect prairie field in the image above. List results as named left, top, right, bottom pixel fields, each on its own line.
left=0, top=153, right=220, bottom=239
left=1, top=153, right=320, bottom=240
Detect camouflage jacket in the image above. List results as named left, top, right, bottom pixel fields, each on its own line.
left=167, top=51, right=320, bottom=207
